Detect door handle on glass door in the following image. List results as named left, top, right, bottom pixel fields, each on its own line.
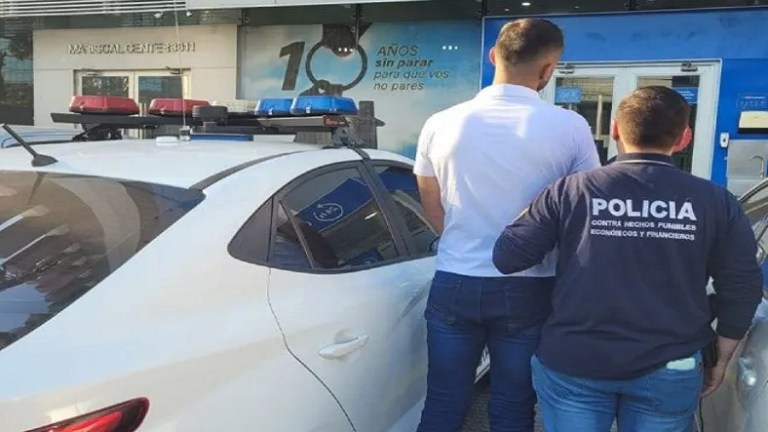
left=319, top=334, right=370, bottom=359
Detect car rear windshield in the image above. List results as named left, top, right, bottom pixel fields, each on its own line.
left=0, top=171, right=204, bottom=351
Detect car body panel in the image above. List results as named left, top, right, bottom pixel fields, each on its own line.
left=0, top=136, right=317, bottom=189
left=269, top=255, right=433, bottom=432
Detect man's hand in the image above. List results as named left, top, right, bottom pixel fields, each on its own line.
left=416, top=175, right=444, bottom=234
left=701, top=363, right=728, bottom=397
left=701, top=336, right=741, bottom=398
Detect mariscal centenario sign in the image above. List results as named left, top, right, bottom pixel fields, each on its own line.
left=68, top=42, right=197, bottom=55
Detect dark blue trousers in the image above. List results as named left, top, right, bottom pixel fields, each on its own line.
left=416, top=271, right=553, bottom=432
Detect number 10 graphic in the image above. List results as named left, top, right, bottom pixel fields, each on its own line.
left=279, top=24, right=370, bottom=97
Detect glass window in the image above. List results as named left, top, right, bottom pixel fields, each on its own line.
left=35, top=10, right=241, bottom=30
left=280, top=167, right=399, bottom=270
left=0, top=171, right=204, bottom=351
left=0, top=30, right=33, bottom=125
left=80, top=75, right=131, bottom=97
left=271, top=204, right=311, bottom=269
left=757, top=230, right=768, bottom=296
left=742, top=183, right=768, bottom=233
left=555, top=76, right=615, bottom=165
left=138, top=75, right=184, bottom=107
left=374, top=165, right=438, bottom=256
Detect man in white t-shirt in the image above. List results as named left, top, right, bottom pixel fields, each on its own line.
left=414, top=18, right=601, bottom=432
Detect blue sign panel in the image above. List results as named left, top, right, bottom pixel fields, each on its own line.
left=298, top=177, right=372, bottom=232
left=555, top=87, right=582, bottom=104
left=673, top=87, right=698, bottom=105
left=738, top=94, right=768, bottom=111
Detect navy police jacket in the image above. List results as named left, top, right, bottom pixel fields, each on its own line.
left=493, top=152, right=763, bottom=380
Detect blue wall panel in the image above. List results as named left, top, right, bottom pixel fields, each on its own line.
left=482, top=8, right=768, bottom=185
left=713, top=60, right=768, bottom=184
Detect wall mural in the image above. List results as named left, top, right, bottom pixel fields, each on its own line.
left=239, top=20, right=481, bottom=158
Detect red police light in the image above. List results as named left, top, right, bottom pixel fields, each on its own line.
left=69, top=96, right=140, bottom=115
left=148, top=98, right=209, bottom=116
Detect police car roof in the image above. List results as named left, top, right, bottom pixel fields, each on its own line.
left=0, top=136, right=324, bottom=189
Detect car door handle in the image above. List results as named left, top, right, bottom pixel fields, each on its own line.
left=319, top=334, right=369, bottom=360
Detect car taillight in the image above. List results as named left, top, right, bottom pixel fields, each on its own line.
left=24, top=398, right=149, bottom=432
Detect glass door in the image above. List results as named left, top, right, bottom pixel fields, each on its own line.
left=75, top=70, right=191, bottom=110
left=541, top=67, right=629, bottom=165
left=75, top=70, right=191, bottom=138
left=77, top=71, right=132, bottom=98
left=541, top=62, right=719, bottom=179
left=629, top=64, right=719, bottom=179
left=135, top=71, right=191, bottom=114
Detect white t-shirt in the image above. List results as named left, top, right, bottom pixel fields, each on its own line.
left=413, top=84, right=601, bottom=277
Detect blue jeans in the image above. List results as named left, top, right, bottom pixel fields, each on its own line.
left=416, top=271, right=553, bottom=432
left=531, top=353, right=703, bottom=432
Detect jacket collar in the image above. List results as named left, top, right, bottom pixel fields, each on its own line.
left=613, top=152, right=675, bottom=166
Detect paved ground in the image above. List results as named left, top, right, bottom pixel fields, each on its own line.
left=461, top=379, right=619, bottom=432
left=461, top=379, right=547, bottom=432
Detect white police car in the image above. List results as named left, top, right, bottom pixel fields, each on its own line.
left=0, top=95, right=489, bottom=432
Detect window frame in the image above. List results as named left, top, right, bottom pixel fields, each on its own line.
left=362, top=159, right=439, bottom=260
left=229, top=160, right=414, bottom=274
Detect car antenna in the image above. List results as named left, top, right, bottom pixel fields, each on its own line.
left=1, top=124, right=59, bottom=167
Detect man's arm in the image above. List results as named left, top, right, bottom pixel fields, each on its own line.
left=570, top=116, right=602, bottom=173
left=702, top=194, right=763, bottom=396
left=493, top=182, right=562, bottom=274
left=416, top=176, right=444, bottom=234
left=413, top=116, right=443, bottom=234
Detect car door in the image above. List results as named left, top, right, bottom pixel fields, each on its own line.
left=365, top=161, right=491, bottom=378
left=264, top=161, right=433, bottom=432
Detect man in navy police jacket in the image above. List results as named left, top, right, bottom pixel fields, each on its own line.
left=493, top=86, right=762, bottom=432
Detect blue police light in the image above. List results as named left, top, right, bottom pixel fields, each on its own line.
left=290, top=95, right=358, bottom=116
left=255, top=98, right=293, bottom=117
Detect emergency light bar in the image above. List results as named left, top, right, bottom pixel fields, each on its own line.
left=51, top=95, right=376, bottom=146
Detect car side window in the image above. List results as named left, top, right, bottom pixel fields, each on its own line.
left=743, top=184, right=768, bottom=233
left=755, top=229, right=768, bottom=294
left=277, top=167, right=400, bottom=270
left=373, top=164, right=439, bottom=256
left=271, top=204, right=311, bottom=268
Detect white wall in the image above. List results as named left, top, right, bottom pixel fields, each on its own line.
left=33, top=24, right=237, bottom=127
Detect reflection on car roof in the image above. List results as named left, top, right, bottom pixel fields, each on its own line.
left=0, top=137, right=321, bottom=189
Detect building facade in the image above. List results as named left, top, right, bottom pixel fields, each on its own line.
left=2, top=0, right=768, bottom=192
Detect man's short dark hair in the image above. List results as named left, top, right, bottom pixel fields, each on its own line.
left=615, top=86, right=691, bottom=150
left=494, top=18, right=564, bottom=66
